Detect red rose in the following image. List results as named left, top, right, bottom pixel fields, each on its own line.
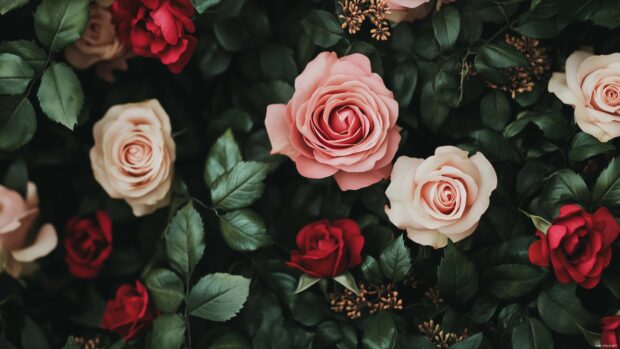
left=100, top=281, right=156, bottom=340
left=286, top=219, right=364, bottom=278
left=64, top=210, right=113, bottom=279
left=602, top=315, right=620, bottom=348
left=112, top=0, right=197, bottom=73
left=528, top=204, right=620, bottom=289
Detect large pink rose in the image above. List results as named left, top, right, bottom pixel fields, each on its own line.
left=385, top=146, right=497, bottom=248
left=386, top=0, right=431, bottom=23
left=265, top=52, right=401, bottom=191
left=0, top=183, right=58, bottom=277
left=90, top=99, right=176, bottom=217
left=549, top=50, right=620, bottom=142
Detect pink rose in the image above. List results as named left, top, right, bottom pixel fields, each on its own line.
left=64, top=3, right=131, bottom=82
left=90, top=99, right=176, bottom=216
left=385, top=146, right=497, bottom=248
left=386, top=0, right=431, bottom=23
left=0, top=182, right=58, bottom=277
left=265, top=52, right=401, bottom=191
left=549, top=50, right=620, bottom=142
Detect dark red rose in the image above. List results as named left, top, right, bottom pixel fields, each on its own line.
left=528, top=204, right=620, bottom=289
left=602, top=315, right=620, bottom=348
left=112, top=0, right=197, bottom=73
left=286, top=219, right=364, bottom=278
left=100, top=281, right=156, bottom=340
left=64, top=210, right=113, bottom=279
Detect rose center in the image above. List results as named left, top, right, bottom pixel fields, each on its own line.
left=122, top=141, right=151, bottom=166
left=603, top=84, right=620, bottom=105
left=434, top=182, right=457, bottom=213
left=330, top=107, right=357, bottom=134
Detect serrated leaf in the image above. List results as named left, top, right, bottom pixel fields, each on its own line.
left=165, top=203, right=206, bottom=279
left=568, top=132, right=615, bottom=162
left=301, top=10, right=343, bottom=48
left=188, top=273, right=251, bottom=321
left=34, top=0, right=89, bottom=52
left=0, top=0, right=28, bottom=15
left=0, top=53, right=34, bottom=95
left=432, top=6, right=460, bottom=51
left=362, top=312, right=397, bottom=349
left=482, top=264, right=545, bottom=300
left=379, top=235, right=411, bottom=283
left=437, top=241, right=478, bottom=304
left=295, top=274, right=320, bottom=294
left=539, top=169, right=589, bottom=216
left=591, top=156, right=620, bottom=208
left=0, top=40, right=47, bottom=73
left=333, top=271, right=359, bottom=295
left=37, top=63, right=83, bottom=130
left=211, top=161, right=269, bottom=210
left=0, top=96, right=36, bottom=151
left=360, top=255, right=383, bottom=284
left=145, top=268, right=185, bottom=313
left=219, top=209, right=272, bottom=252
left=151, top=314, right=185, bottom=349
left=205, top=129, right=242, bottom=187
left=537, top=283, right=597, bottom=335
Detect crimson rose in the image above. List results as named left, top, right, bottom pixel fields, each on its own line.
left=286, top=219, right=364, bottom=278
left=528, top=204, right=620, bottom=289
left=112, top=0, right=196, bottom=73
left=100, top=281, right=156, bottom=340
left=602, top=315, right=620, bottom=348
left=64, top=210, right=113, bottom=279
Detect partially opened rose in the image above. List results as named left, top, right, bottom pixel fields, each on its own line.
left=265, top=52, right=401, bottom=191
left=386, top=0, right=431, bottom=23
left=0, top=183, right=58, bottom=277
left=549, top=50, right=620, bottom=142
left=385, top=146, right=497, bottom=249
left=100, top=281, right=155, bottom=340
left=64, top=210, right=113, bottom=279
left=90, top=99, right=176, bottom=217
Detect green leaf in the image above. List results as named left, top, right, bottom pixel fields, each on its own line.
left=512, top=317, right=553, bottom=349
left=205, top=129, right=243, bottom=188
left=219, top=209, right=272, bottom=252
left=591, top=156, right=620, bottom=208
left=301, top=10, right=343, bottom=48
left=198, top=36, right=231, bottom=79
left=333, top=271, right=359, bottom=295
left=37, top=63, right=83, bottom=130
left=192, top=0, right=223, bottom=13
left=437, top=241, right=478, bottom=304
left=420, top=81, right=450, bottom=132
left=537, top=283, right=597, bottom=335
left=0, top=0, right=28, bottom=15
left=21, top=316, right=50, bottom=349
left=450, top=333, right=483, bottom=349
left=504, top=111, right=572, bottom=140
left=0, top=96, right=36, bottom=151
left=61, top=337, right=81, bottom=349
left=568, top=132, right=615, bottom=162
left=389, top=60, right=418, bottom=107
left=208, top=108, right=254, bottom=138
left=259, top=45, right=298, bottom=82
left=539, top=169, right=589, bottom=216
left=295, top=274, right=320, bottom=294
left=211, top=161, right=269, bottom=210
left=360, top=255, right=383, bottom=284
left=188, top=273, right=251, bottom=321
left=379, top=235, right=412, bottom=283
left=3, top=159, right=28, bottom=198
left=432, top=6, right=461, bottom=51
left=478, top=43, right=529, bottom=68
left=480, top=90, right=511, bottom=132
left=521, top=211, right=552, bottom=234
left=207, top=331, right=251, bottom=349
left=482, top=264, right=545, bottom=300
left=0, top=53, right=34, bottom=95
left=469, top=129, right=520, bottom=163
left=0, top=40, right=47, bottom=73
left=530, top=0, right=542, bottom=10
left=150, top=314, right=185, bottom=349
left=165, top=203, right=206, bottom=279
left=145, top=268, right=185, bottom=313
left=34, top=0, right=89, bottom=52
left=362, top=312, right=397, bottom=349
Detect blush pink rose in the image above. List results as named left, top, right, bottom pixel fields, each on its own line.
left=549, top=50, right=620, bottom=142
left=385, top=146, right=497, bottom=248
left=90, top=99, right=176, bottom=217
left=0, top=182, right=58, bottom=277
left=386, top=0, right=431, bottom=23
left=265, top=52, right=401, bottom=191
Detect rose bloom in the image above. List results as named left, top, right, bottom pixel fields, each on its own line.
left=286, top=219, right=364, bottom=278
left=0, top=183, right=57, bottom=277
left=101, top=281, right=156, bottom=340
left=529, top=205, right=619, bottom=289
left=90, top=99, right=176, bottom=217
left=112, top=0, right=197, bottom=73
left=64, top=3, right=130, bottom=82
left=386, top=0, right=432, bottom=23
left=65, top=210, right=113, bottom=279
left=265, top=52, right=401, bottom=191
left=602, top=315, right=620, bottom=348
left=385, top=146, right=497, bottom=249
left=549, top=50, right=620, bottom=142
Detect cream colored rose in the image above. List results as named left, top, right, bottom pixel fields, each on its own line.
left=90, top=99, right=176, bottom=216
left=64, top=4, right=125, bottom=72
left=549, top=50, right=620, bottom=142
left=385, top=146, right=497, bottom=249
left=0, top=182, right=58, bottom=277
